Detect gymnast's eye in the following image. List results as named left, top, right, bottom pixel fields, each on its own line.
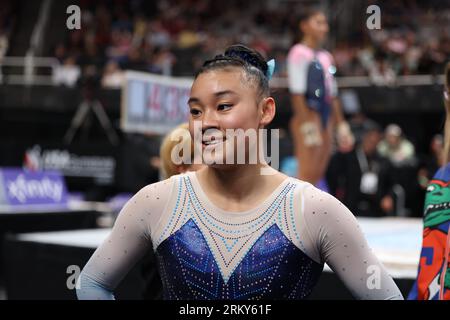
left=190, top=108, right=201, bottom=116
left=217, top=104, right=233, bottom=111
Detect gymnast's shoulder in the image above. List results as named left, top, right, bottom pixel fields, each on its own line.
left=131, top=173, right=182, bottom=208
left=287, top=176, right=350, bottom=216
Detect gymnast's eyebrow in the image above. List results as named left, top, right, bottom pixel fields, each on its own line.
left=188, top=90, right=238, bottom=105
left=187, top=97, right=201, bottom=105
left=214, top=90, right=238, bottom=98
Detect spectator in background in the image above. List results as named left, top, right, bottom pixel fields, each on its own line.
left=0, top=28, right=8, bottom=62
left=106, top=28, right=132, bottom=64
left=122, top=46, right=146, bottom=72
left=53, top=42, right=67, bottom=63
left=131, top=14, right=148, bottom=48
left=369, top=51, right=396, bottom=86
left=80, top=32, right=104, bottom=67
left=378, top=123, right=416, bottom=168
left=327, top=121, right=395, bottom=217
left=378, top=123, right=418, bottom=216
left=402, top=31, right=422, bottom=75
left=340, top=88, right=376, bottom=148
left=146, top=19, right=171, bottom=48
left=0, top=0, right=15, bottom=64
left=417, top=38, right=448, bottom=75
left=347, top=112, right=376, bottom=150
left=417, top=134, right=444, bottom=189
left=52, top=56, right=81, bottom=87
left=177, top=27, right=202, bottom=49
left=147, top=46, right=176, bottom=76
left=101, top=60, right=124, bottom=88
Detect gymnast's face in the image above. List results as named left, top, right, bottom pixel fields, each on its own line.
left=188, top=67, right=275, bottom=167
left=301, top=12, right=329, bottom=44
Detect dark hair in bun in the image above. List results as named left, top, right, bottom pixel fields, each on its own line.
left=195, top=44, right=270, bottom=98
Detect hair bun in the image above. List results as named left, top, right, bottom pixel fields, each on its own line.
left=224, top=44, right=268, bottom=76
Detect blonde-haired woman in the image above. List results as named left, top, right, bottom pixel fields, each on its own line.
left=410, top=62, right=450, bottom=300
left=159, top=122, right=204, bottom=179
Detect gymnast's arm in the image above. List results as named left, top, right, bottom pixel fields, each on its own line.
left=302, top=184, right=404, bottom=300
left=287, top=53, right=310, bottom=118
left=76, top=178, right=174, bottom=300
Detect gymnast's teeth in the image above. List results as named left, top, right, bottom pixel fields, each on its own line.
left=204, top=140, right=220, bottom=145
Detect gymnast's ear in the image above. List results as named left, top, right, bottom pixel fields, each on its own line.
left=259, top=97, right=276, bottom=128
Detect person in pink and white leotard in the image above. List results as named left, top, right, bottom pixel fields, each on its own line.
left=287, top=8, right=354, bottom=190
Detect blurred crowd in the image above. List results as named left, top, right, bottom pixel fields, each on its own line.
left=334, top=0, right=450, bottom=84
left=323, top=111, right=444, bottom=217
left=49, top=0, right=449, bottom=88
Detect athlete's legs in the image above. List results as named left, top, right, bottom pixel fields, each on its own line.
left=290, top=108, right=330, bottom=185
left=318, top=117, right=333, bottom=180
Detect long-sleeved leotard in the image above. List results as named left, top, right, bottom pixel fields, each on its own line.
left=77, top=171, right=403, bottom=300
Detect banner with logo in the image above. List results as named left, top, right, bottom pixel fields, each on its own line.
left=121, top=71, right=193, bottom=135
left=23, top=144, right=116, bottom=185
left=0, top=168, right=68, bottom=206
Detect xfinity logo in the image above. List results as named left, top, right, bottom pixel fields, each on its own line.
left=7, top=174, right=64, bottom=203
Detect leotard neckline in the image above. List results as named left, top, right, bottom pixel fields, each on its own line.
left=186, top=170, right=293, bottom=218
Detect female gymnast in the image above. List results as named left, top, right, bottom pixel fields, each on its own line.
left=409, top=62, right=450, bottom=300
left=287, top=8, right=354, bottom=188
left=77, top=45, right=402, bottom=300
